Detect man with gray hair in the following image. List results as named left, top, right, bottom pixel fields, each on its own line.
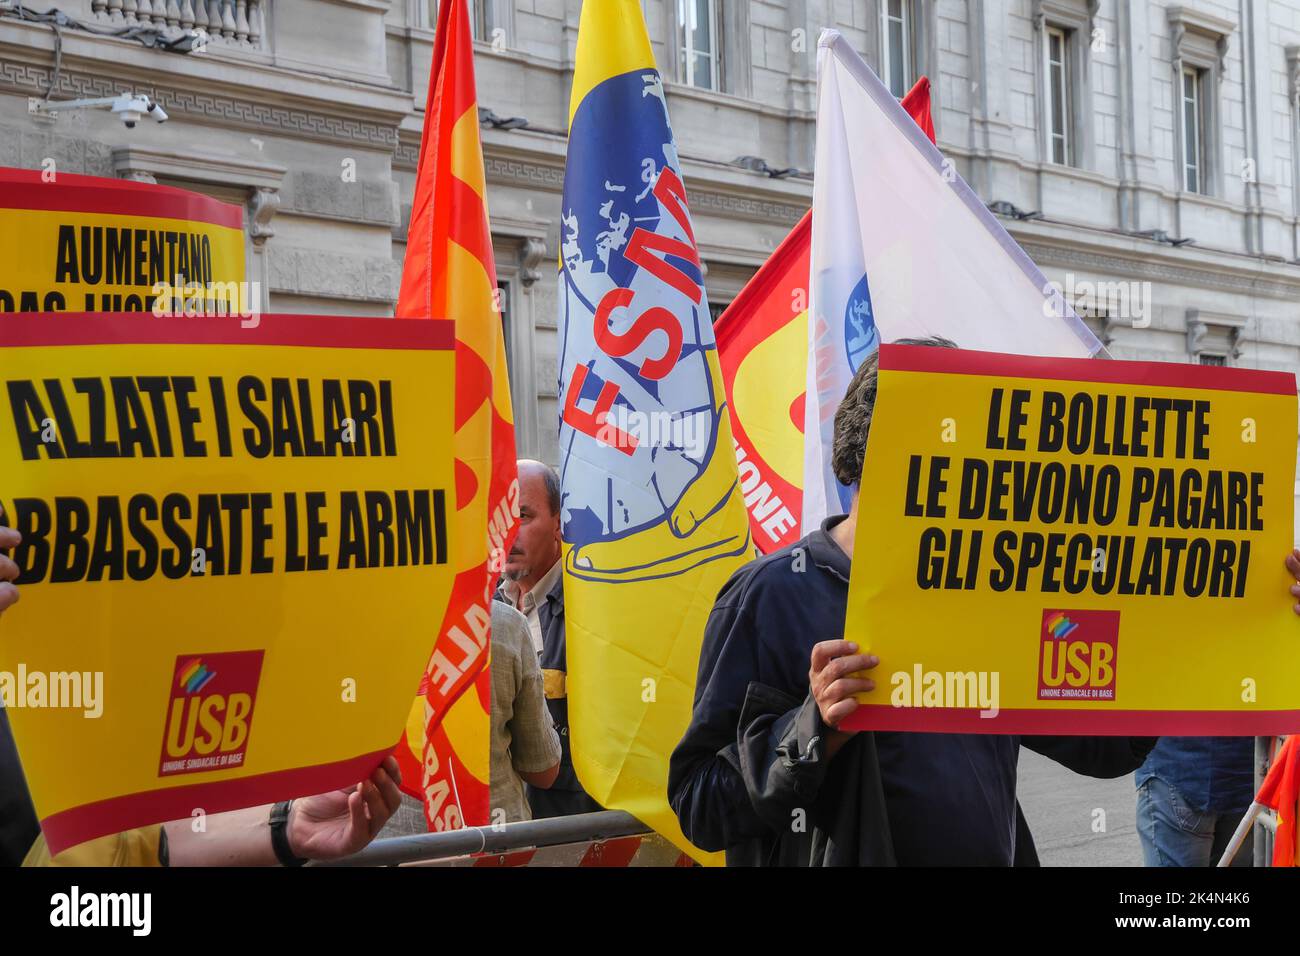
left=498, top=459, right=602, bottom=818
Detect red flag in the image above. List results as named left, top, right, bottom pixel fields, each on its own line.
left=1257, top=735, right=1300, bottom=866
left=717, top=77, right=935, bottom=552
left=902, top=75, right=936, bottom=143
left=393, top=0, right=520, bottom=830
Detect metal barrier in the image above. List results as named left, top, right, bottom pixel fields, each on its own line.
left=1253, top=735, right=1277, bottom=866
left=337, top=747, right=1292, bottom=866
left=321, top=809, right=685, bottom=868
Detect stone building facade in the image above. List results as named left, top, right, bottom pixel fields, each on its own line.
left=2, top=1, right=1299, bottom=504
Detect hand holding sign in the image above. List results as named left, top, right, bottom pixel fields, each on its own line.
left=0, top=506, right=17, bottom=615
left=1285, top=550, right=1300, bottom=616
left=809, top=640, right=878, bottom=728
left=284, top=754, right=404, bottom=861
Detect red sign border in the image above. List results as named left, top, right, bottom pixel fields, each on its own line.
left=881, top=342, right=1298, bottom=396
left=842, top=706, right=1300, bottom=736
left=0, top=311, right=455, bottom=351
left=0, top=167, right=245, bottom=231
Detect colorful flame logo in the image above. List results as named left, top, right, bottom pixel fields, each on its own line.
left=177, top=658, right=216, bottom=694
left=1045, top=613, right=1079, bottom=640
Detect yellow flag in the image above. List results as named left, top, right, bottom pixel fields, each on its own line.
left=556, top=0, right=753, bottom=864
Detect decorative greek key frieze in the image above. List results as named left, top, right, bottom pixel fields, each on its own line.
left=0, top=60, right=398, bottom=149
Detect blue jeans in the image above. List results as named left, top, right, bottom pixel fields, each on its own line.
left=1136, top=777, right=1252, bottom=867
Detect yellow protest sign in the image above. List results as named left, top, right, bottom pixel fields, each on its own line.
left=844, top=344, right=1300, bottom=735
left=0, top=167, right=247, bottom=314
left=0, top=312, right=455, bottom=853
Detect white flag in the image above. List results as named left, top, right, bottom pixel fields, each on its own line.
left=802, top=30, right=1101, bottom=532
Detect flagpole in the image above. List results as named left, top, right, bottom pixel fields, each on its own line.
left=1216, top=801, right=1266, bottom=867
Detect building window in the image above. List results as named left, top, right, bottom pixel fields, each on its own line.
left=427, top=1, right=491, bottom=37
left=678, top=0, right=721, bottom=91
left=1187, top=311, right=1244, bottom=367
left=497, top=280, right=513, bottom=386
left=1166, top=6, right=1233, bottom=199
left=1044, top=26, right=1072, bottom=165
left=491, top=237, right=543, bottom=459
left=881, top=0, right=914, bottom=98
left=1033, top=2, right=1097, bottom=170
left=1290, top=48, right=1300, bottom=227
left=473, top=0, right=491, bottom=41
left=1181, top=67, right=1205, bottom=194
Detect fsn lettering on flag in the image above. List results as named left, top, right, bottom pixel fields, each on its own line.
left=559, top=68, right=746, bottom=580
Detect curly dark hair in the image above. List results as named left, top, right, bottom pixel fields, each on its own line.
left=830, top=335, right=959, bottom=487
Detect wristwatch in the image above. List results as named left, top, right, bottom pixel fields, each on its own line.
left=269, top=800, right=309, bottom=867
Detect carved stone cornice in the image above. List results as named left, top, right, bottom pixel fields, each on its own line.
left=1186, top=309, right=1247, bottom=360
left=1018, top=241, right=1300, bottom=301
left=0, top=59, right=400, bottom=150
left=518, top=236, right=547, bottom=287
left=688, top=189, right=807, bottom=226
left=479, top=153, right=807, bottom=225
left=483, top=154, right=565, bottom=191
left=1288, top=46, right=1300, bottom=110
left=112, top=145, right=287, bottom=191
left=110, top=144, right=287, bottom=246
left=1167, top=5, right=1235, bottom=72
left=394, top=139, right=421, bottom=170
left=248, top=187, right=281, bottom=247
left=1031, top=0, right=1100, bottom=34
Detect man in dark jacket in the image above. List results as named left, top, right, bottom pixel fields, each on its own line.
left=498, top=460, right=602, bottom=818
left=668, top=339, right=1156, bottom=865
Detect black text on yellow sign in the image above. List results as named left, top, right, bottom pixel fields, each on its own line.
left=0, top=173, right=247, bottom=314
left=905, top=387, right=1262, bottom=600
left=6, top=372, right=447, bottom=584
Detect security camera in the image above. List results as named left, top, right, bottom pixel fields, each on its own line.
left=28, top=93, right=167, bottom=129
left=111, top=94, right=167, bottom=128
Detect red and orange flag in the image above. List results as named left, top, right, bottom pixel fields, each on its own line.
left=394, top=0, right=519, bottom=830
left=1257, top=735, right=1300, bottom=866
